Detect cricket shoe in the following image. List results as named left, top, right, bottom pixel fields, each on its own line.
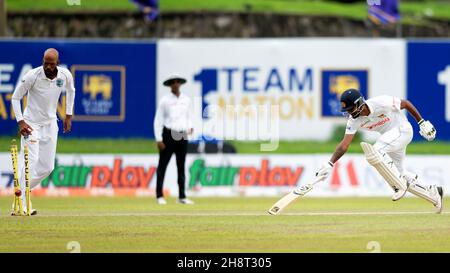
left=25, top=208, right=38, bottom=216
left=25, top=201, right=38, bottom=216
left=157, top=197, right=167, bottom=205
left=23, top=201, right=38, bottom=216
left=392, top=176, right=413, bottom=201
left=22, top=209, right=38, bottom=216
left=434, top=186, right=444, bottom=214
left=177, top=198, right=195, bottom=205
left=392, top=183, right=409, bottom=202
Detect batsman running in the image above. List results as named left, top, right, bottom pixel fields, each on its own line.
left=316, top=89, right=443, bottom=213
left=11, top=48, right=75, bottom=215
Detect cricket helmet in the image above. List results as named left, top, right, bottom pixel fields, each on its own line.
left=340, top=89, right=366, bottom=118
left=340, top=89, right=365, bottom=111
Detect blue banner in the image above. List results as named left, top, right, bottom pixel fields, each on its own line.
left=407, top=41, right=450, bottom=140
left=321, top=69, right=368, bottom=117
left=0, top=39, right=156, bottom=138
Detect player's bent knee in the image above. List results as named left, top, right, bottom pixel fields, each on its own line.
left=373, top=142, right=388, bottom=155
left=360, top=142, right=382, bottom=165
left=360, top=142, right=407, bottom=191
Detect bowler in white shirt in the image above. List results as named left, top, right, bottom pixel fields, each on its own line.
left=11, top=48, right=75, bottom=215
left=154, top=75, right=194, bottom=205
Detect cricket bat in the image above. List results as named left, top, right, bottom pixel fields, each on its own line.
left=268, top=177, right=323, bottom=215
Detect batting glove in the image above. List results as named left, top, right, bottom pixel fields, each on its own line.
left=418, top=119, right=436, bottom=141
left=315, top=161, right=334, bottom=180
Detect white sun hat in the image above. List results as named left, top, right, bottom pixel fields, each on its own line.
left=163, top=74, right=187, bottom=86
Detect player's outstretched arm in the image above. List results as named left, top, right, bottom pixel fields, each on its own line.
left=330, top=133, right=355, bottom=164
left=315, top=134, right=355, bottom=180
left=401, top=99, right=436, bottom=141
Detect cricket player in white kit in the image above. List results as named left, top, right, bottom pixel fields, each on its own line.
left=315, top=89, right=443, bottom=213
left=11, top=48, right=75, bottom=215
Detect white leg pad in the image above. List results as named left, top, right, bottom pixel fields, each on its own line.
left=406, top=180, right=438, bottom=206
left=360, top=142, right=407, bottom=192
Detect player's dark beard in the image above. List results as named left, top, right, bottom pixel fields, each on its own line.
left=45, top=68, right=57, bottom=79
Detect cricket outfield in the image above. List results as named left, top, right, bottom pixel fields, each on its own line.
left=1, top=196, right=449, bottom=253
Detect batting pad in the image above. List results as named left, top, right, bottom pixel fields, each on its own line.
left=407, top=182, right=438, bottom=205
left=360, top=142, right=407, bottom=192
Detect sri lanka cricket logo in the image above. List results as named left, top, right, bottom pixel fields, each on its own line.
left=330, top=75, right=360, bottom=97
left=71, top=65, right=126, bottom=121
left=321, top=70, right=368, bottom=117
left=83, top=75, right=112, bottom=100
left=81, top=74, right=114, bottom=115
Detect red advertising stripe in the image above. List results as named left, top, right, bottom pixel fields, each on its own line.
left=330, top=161, right=341, bottom=188
left=346, top=161, right=359, bottom=187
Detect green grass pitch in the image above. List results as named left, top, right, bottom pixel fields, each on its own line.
left=0, top=196, right=448, bottom=252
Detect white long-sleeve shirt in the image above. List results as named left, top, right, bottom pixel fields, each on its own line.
left=11, top=66, right=75, bottom=125
left=154, top=92, right=193, bottom=142
left=345, top=95, right=409, bottom=135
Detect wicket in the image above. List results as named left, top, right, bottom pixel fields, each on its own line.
left=10, top=139, right=31, bottom=216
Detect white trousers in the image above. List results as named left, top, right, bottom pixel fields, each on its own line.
left=373, top=123, right=413, bottom=175
left=373, top=123, right=439, bottom=205
left=19, top=119, right=58, bottom=194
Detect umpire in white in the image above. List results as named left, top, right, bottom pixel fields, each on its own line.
left=153, top=74, right=194, bottom=205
